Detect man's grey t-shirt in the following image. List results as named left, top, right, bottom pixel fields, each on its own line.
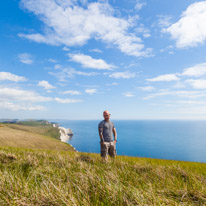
left=98, top=120, right=114, bottom=142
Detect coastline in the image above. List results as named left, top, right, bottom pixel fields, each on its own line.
left=53, top=123, right=78, bottom=152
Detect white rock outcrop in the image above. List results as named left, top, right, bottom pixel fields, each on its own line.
left=58, top=127, right=73, bottom=142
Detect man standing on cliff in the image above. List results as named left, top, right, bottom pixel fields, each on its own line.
left=98, top=110, right=117, bottom=160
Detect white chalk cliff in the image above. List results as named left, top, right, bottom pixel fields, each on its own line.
left=58, top=127, right=73, bottom=142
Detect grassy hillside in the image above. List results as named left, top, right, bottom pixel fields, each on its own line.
left=0, top=123, right=74, bottom=152
left=0, top=122, right=206, bottom=205
left=0, top=147, right=206, bottom=205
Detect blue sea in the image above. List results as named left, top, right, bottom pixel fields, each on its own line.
left=55, top=120, right=206, bottom=163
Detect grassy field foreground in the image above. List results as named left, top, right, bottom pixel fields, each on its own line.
left=0, top=146, right=206, bottom=205
left=0, top=122, right=206, bottom=205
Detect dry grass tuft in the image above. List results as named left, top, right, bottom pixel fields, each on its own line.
left=77, top=154, right=94, bottom=163
left=0, top=151, right=17, bottom=163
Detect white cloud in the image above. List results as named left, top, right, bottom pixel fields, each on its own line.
left=175, top=90, right=206, bottom=98
left=123, top=92, right=134, bottom=97
left=0, top=86, right=83, bottom=109
left=157, top=15, right=173, bottom=28
left=18, top=53, right=33, bottom=64
left=48, top=58, right=57, bottom=63
left=143, top=90, right=206, bottom=100
left=38, top=80, right=55, bottom=90
left=106, top=82, right=118, bottom=86
left=55, top=97, right=82, bottom=103
left=175, top=100, right=205, bottom=105
left=182, top=63, right=206, bottom=77
left=62, top=90, right=81, bottom=95
left=0, top=72, right=27, bottom=82
left=138, top=86, right=155, bottom=91
left=109, top=71, right=136, bottom=79
left=143, top=91, right=170, bottom=100
left=135, top=1, right=146, bottom=11
left=62, top=47, right=70, bottom=51
left=164, top=1, right=206, bottom=48
left=160, top=45, right=174, bottom=53
left=68, top=53, right=115, bottom=70
left=85, top=88, right=97, bottom=95
left=54, top=64, right=62, bottom=70
left=49, top=67, right=98, bottom=81
left=19, top=0, right=150, bottom=57
left=147, top=74, right=180, bottom=82
left=187, top=79, right=206, bottom=89
left=71, top=70, right=98, bottom=77
left=173, top=82, right=186, bottom=88
left=135, top=24, right=151, bottom=38
left=0, top=87, right=52, bottom=102
left=0, top=101, right=44, bottom=111
left=89, top=48, right=102, bottom=53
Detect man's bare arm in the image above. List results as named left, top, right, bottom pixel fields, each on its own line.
left=99, top=127, right=104, bottom=142
left=113, top=127, right=117, bottom=142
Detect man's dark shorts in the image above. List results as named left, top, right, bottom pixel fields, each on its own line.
left=100, top=141, right=116, bottom=158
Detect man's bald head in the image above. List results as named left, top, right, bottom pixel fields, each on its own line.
left=103, top=110, right=110, bottom=121
left=103, top=110, right=110, bottom=115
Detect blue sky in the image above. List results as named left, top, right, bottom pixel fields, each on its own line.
left=1, top=0, right=206, bottom=120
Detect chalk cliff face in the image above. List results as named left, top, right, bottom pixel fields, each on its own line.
left=58, top=127, right=73, bottom=142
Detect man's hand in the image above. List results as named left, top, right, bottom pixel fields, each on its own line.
left=114, top=140, right=117, bottom=144
left=101, top=141, right=105, bottom=146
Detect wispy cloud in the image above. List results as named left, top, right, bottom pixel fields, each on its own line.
left=134, top=0, right=146, bottom=10
left=89, top=48, right=102, bottom=53
left=173, top=82, right=186, bottom=88
left=182, top=63, right=206, bottom=77
left=109, top=71, right=136, bottom=79
left=0, top=101, right=44, bottom=111
left=48, top=58, right=57, bottom=63
left=123, top=92, right=135, bottom=97
left=49, top=67, right=98, bottom=82
left=68, top=53, right=115, bottom=70
left=106, top=82, right=118, bottom=86
left=160, top=45, right=174, bottom=53
left=138, top=86, right=155, bottom=91
left=175, top=100, right=205, bottom=105
left=38, top=80, right=55, bottom=90
left=0, top=72, right=27, bottom=82
left=0, top=87, right=52, bottom=102
left=187, top=79, right=206, bottom=89
left=54, top=97, right=82, bottom=103
left=62, top=47, right=70, bottom=51
left=143, top=90, right=206, bottom=100
left=143, top=90, right=170, bottom=100
left=18, top=53, right=33, bottom=64
left=147, top=74, right=180, bottom=82
left=19, top=0, right=151, bottom=57
left=157, top=15, right=173, bottom=28
left=164, top=1, right=206, bottom=48
left=62, top=90, right=81, bottom=95
left=85, top=88, right=97, bottom=95
left=135, top=24, right=150, bottom=38
left=0, top=85, right=83, bottom=110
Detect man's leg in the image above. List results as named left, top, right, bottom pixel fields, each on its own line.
left=108, top=142, right=116, bottom=158
left=101, top=142, right=109, bottom=161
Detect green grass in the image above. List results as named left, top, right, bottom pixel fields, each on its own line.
left=0, top=146, right=206, bottom=205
